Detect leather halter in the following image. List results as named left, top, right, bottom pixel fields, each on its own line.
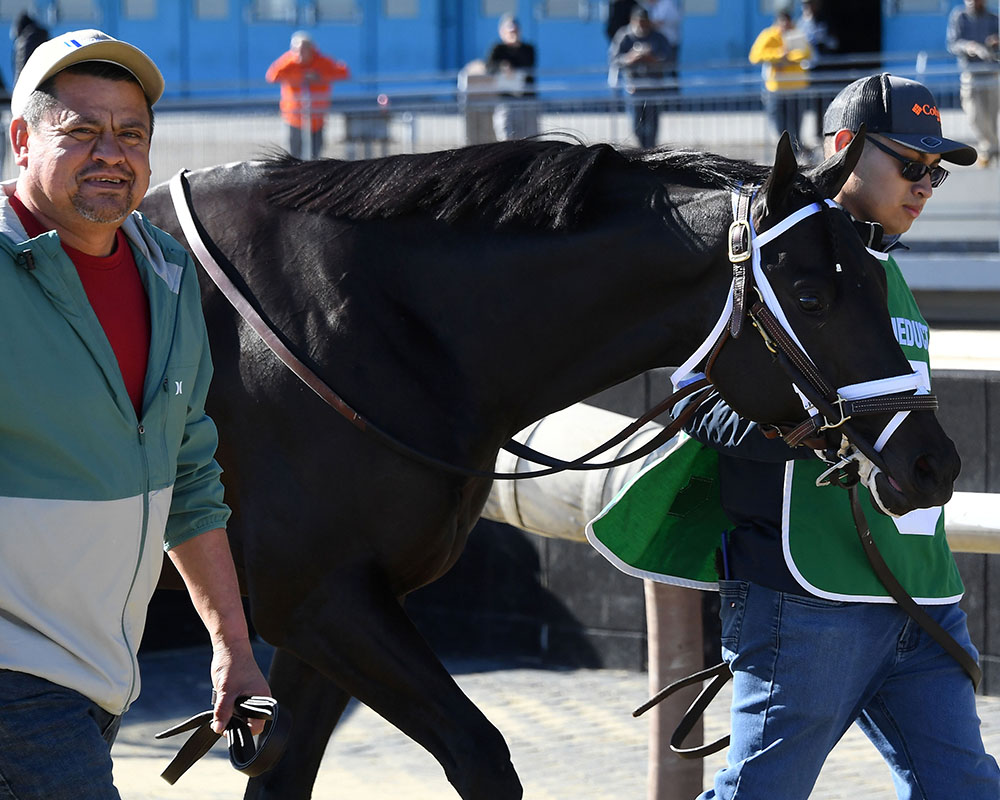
left=726, top=187, right=753, bottom=338
left=676, top=186, right=938, bottom=468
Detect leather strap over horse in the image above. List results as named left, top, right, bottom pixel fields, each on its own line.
left=154, top=695, right=291, bottom=784
left=167, top=170, right=928, bottom=485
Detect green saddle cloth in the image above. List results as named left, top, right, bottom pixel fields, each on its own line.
left=586, top=434, right=731, bottom=589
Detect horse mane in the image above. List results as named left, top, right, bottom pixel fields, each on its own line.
left=263, top=140, right=777, bottom=232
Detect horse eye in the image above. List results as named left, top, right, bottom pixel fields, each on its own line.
left=798, top=294, right=824, bottom=313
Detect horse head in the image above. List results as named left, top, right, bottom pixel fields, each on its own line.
left=705, top=131, right=960, bottom=516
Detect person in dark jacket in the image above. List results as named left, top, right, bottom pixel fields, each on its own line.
left=10, top=12, right=48, bottom=82
left=609, top=6, right=675, bottom=148
left=605, top=0, right=639, bottom=41
left=485, top=14, right=538, bottom=140
left=947, top=0, right=1000, bottom=165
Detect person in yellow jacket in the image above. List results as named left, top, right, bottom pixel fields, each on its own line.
left=749, top=9, right=811, bottom=153
left=266, top=31, right=350, bottom=160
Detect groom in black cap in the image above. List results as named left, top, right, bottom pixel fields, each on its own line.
left=687, top=73, right=998, bottom=800
left=823, top=73, right=976, bottom=244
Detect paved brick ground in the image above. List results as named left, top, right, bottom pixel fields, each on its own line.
left=111, top=644, right=999, bottom=799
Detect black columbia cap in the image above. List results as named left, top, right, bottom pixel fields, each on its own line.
left=823, top=73, right=977, bottom=165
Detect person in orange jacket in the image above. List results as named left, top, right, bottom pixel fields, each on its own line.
left=266, top=31, right=349, bottom=159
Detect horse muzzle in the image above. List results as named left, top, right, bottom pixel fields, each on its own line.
left=815, top=427, right=960, bottom=518
left=859, top=435, right=960, bottom=517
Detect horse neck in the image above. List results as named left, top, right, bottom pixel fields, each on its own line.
left=475, top=195, right=733, bottom=432
left=196, top=165, right=735, bottom=456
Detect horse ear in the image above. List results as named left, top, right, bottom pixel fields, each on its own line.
left=762, top=131, right=799, bottom=211
left=806, top=123, right=867, bottom=199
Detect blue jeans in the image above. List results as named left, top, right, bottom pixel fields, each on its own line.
left=289, top=125, right=324, bottom=160
left=700, top=581, right=1000, bottom=800
left=762, top=91, right=803, bottom=154
left=628, top=92, right=661, bottom=149
left=0, top=670, right=122, bottom=800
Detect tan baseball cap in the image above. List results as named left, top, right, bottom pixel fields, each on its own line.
left=11, top=28, right=164, bottom=118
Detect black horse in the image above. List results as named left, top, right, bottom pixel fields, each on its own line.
left=140, top=134, right=960, bottom=799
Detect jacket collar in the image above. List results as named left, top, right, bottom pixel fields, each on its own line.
left=0, top=178, right=182, bottom=291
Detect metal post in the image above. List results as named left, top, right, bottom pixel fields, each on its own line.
left=402, top=111, right=415, bottom=153
left=645, top=580, right=704, bottom=800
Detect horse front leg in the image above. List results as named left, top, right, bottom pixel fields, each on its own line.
left=243, top=647, right=351, bottom=800
left=252, top=560, right=523, bottom=800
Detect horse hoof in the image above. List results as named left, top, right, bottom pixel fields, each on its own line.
left=449, top=753, right=522, bottom=800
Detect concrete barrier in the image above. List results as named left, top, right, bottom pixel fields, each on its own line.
left=482, top=403, right=1000, bottom=555
left=946, top=492, right=1000, bottom=554
left=484, top=403, right=662, bottom=542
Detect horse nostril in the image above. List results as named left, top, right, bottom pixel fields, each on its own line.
left=906, top=442, right=960, bottom=504
left=914, top=451, right=959, bottom=491
left=913, top=454, right=939, bottom=491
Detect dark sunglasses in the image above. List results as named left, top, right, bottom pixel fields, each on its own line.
left=866, top=137, right=949, bottom=188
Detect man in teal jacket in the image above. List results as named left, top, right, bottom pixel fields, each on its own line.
left=0, top=30, right=269, bottom=798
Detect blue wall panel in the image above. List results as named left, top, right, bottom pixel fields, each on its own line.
left=0, top=3, right=975, bottom=100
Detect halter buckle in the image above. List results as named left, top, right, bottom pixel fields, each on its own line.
left=728, top=219, right=751, bottom=263
left=818, top=396, right=852, bottom=431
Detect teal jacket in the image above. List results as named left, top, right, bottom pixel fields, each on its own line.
left=0, top=185, right=229, bottom=714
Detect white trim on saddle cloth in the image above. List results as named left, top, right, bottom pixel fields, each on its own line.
left=781, top=461, right=961, bottom=604
left=586, top=434, right=728, bottom=591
